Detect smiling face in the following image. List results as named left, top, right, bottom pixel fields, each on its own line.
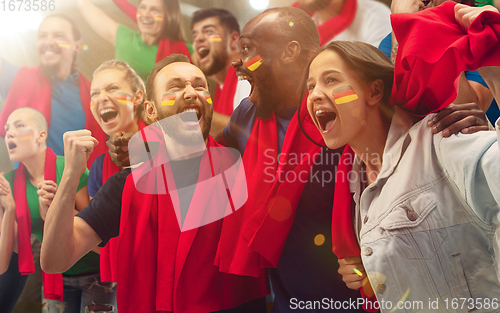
left=90, top=69, right=141, bottom=135
left=307, top=50, right=369, bottom=150
left=192, top=17, right=231, bottom=77
left=137, top=0, right=167, bottom=40
left=4, top=109, right=46, bottom=163
left=37, top=17, right=80, bottom=73
left=147, top=62, right=213, bottom=144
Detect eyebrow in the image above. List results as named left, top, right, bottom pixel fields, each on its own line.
left=192, top=24, right=216, bottom=35
left=321, top=69, right=342, bottom=76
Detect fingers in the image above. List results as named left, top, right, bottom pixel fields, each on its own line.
left=107, top=131, right=133, bottom=167
left=427, top=103, right=488, bottom=137
left=338, top=257, right=367, bottom=290
left=455, top=4, right=499, bottom=30
left=37, top=180, right=58, bottom=194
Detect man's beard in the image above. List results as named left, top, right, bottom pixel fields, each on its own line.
left=200, top=49, right=228, bottom=77
left=158, top=109, right=212, bottom=146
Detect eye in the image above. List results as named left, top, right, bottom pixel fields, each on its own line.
left=16, top=123, right=24, bottom=128
left=307, top=83, right=315, bottom=91
left=241, top=45, right=250, bottom=55
left=195, top=84, right=206, bottom=90
left=326, top=77, right=338, bottom=84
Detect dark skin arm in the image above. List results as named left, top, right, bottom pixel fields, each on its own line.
left=427, top=102, right=490, bottom=138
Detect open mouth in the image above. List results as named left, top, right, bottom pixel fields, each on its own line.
left=198, top=47, right=210, bottom=60
left=237, top=73, right=255, bottom=102
left=140, top=18, right=154, bottom=25
left=179, top=107, right=202, bottom=123
left=100, top=108, right=118, bottom=124
left=7, top=142, right=17, bottom=150
left=315, top=109, right=337, bottom=132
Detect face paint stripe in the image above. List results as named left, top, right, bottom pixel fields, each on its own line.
left=203, top=91, right=212, bottom=105
left=244, top=55, right=263, bottom=71
left=161, top=93, right=176, bottom=106
left=90, top=100, right=96, bottom=110
left=115, top=92, right=134, bottom=105
left=153, top=14, right=164, bottom=22
left=208, top=35, right=222, bottom=42
left=19, top=130, right=34, bottom=141
left=332, top=89, right=356, bottom=99
left=56, top=40, right=71, bottom=49
left=335, top=94, right=359, bottom=105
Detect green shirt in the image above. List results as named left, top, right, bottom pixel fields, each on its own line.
left=5, top=156, right=100, bottom=276
left=115, top=25, right=193, bottom=81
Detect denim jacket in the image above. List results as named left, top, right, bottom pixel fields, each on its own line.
left=352, top=108, right=500, bottom=313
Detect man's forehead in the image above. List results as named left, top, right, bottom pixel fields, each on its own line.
left=156, top=63, right=206, bottom=83
left=242, top=12, right=279, bottom=38
left=193, top=16, right=221, bottom=30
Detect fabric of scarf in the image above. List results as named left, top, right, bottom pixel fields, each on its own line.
left=390, top=1, right=500, bottom=115
left=99, top=120, right=146, bottom=283
left=291, top=0, right=357, bottom=46
left=14, top=148, right=63, bottom=301
left=112, top=0, right=191, bottom=63
left=214, top=67, right=239, bottom=116
left=0, top=66, right=108, bottom=168
left=216, top=97, right=324, bottom=276
left=116, top=135, right=268, bottom=313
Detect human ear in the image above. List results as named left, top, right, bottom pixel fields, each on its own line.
left=367, top=79, right=384, bottom=106
left=281, top=41, right=300, bottom=64
left=144, top=100, right=158, bottom=121
left=229, top=31, right=240, bottom=51
left=37, top=130, right=48, bottom=145
left=134, top=90, right=144, bottom=108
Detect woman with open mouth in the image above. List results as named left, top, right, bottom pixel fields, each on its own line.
left=305, top=4, right=500, bottom=312
left=87, top=59, right=148, bottom=288
left=77, top=0, right=191, bottom=81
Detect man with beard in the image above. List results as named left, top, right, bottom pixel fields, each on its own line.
left=191, top=8, right=251, bottom=138
left=0, top=14, right=107, bottom=167
left=292, top=0, right=391, bottom=47
left=40, top=54, right=269, bottom=313
left=217, top=7, right=366, bottom=313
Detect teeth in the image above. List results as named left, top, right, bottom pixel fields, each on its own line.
left=44, top=51, right=55, bottom=55
left=141, top=19, right=153, bottom=25
left=182, top=108, right=197, bottom=113
left=238, top=75, right=251, bottom=81
left=100, top=108, right=116, bottom=115
left=315, top=110, right=331, bottom=116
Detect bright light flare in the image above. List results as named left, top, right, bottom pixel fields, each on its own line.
left=0, top=11, right=43, bottom=37
left=249, top=0, right=269, bottom=10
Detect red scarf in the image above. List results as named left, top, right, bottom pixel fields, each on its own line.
left=390, top=1, right=500, bottom=115
left=213, top=67, right=239, bottom=116
left=115, top=135, right=268, bottom=313
left=99, top=120, right=146, bottom=283
left=216, top=97, right=324, bottom=276
left=112, top=0, right=191, bottom=63
left=14, top=148, right=63, bottom=301
left=0, top=66, right=108, bottom=168
left=291, top=0, right=357, bottom=46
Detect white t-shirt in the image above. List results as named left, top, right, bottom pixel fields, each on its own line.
left=219, top=79, right=251, bottom=111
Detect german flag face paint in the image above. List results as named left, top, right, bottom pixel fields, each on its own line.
left=202, top=91, right=212, bottom=105
left=208, top=34, right=222, bottom=43
left=90, top=100, right=96, bottom=110
left=161, top=93, right=176, bottom=106
left=244, top=55, right=263, bottom=72
left=332, top=86, right=358, bottom=104
left=19, top=129, right=34, bottom=141
left=56, top=40, right=71, bottom=49
left=153, top=14, right=164, bottom=22
left=136, top=11, right=143, bottom=20
left=115, top=92, right=134, bottom=106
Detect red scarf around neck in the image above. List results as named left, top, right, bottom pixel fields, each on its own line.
left=216, top=97, right=325, bottom=276
left=291, top=0, right=357, bottom=46
left=14, top=148, right=63, bottom=301
left=390, top=1, right=500, bottom=115
left=214, top=67, right=239, bottom=116
left=112, top=0, right=191, bottom=63
left=0, top=66, right=108, bottom=168
left=99, top=119, right=146, bottom=283
left=115, top=135, right=267, bottom=313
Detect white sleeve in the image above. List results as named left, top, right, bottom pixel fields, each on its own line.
left=435, top=129, right=500, bottom=225
left=232, top=80, right=251, bottom=110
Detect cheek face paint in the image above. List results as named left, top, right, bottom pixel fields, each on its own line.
left=208, top=34, right=222, bottom=43
left=90, top=100, right=96, bottom=110
left=332, top=85, right=358, bottom=104
left=115, top=92, right=134, bottom=106
left=202, top=91, right=212, bottom=104
left=244, top=55, right=263, bottom=72
left=153, top=14, right=164, bottom=22
left=161, top=93, right=176, bottom=106
left=56, top=40, right=71, bottom=49
left=19, top=129, right=34, bottom=141
left=136, top=11, right=143, bottom=20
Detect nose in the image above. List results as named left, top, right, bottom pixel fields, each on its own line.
left=5, top=128, right=14, bottom=139
left=231, top=56, right=243, bottom=69
left=183, top=85, right=198, bottom=101
left=308, top=85, right=324, bottom=103
left=93, top=90, right=111, bottom=109
left=193, top=32, right=205, bottom=45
